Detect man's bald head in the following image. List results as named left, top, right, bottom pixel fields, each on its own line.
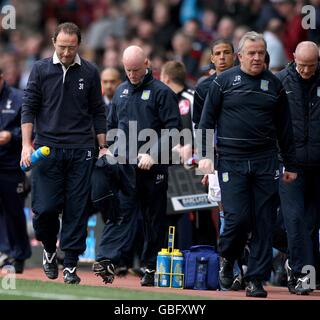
left=122, top=45, right=149, bottom=85
left=294, top=41, right=319, bottom=79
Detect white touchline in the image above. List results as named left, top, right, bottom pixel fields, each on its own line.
left=0, top=289, right=108, bottom=300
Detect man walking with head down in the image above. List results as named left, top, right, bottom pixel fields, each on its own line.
left=21, top=22, right=107, bottom=284
left=277, top=41, right=320, bottom=295
left=198, top=31, right=297, bottom=298
left=93, top=46, right=181, bottom=286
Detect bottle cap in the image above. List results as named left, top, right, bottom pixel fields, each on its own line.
left=173, top=249, right=183, bottom=256
left=159, top=248, right=170, bottom=255
left=41, top=146, right=50, bottom=156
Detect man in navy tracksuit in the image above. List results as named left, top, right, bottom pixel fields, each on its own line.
left=93, top=46, right=181, bottom=286
left=277, top=41, right=320, bottom=294
left=0, top=71, right=31, bottom=273
left=198, top=32, right=297, bottom=298
left=21, top=23, right=107, bottom=284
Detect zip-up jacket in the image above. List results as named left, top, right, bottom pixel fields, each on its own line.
left=107, top=69, right=182, bottom=164
left=21, top=57, right=106, bottom=148
left=199, top=65, right=296, bottom=171
left=0, top=82, right=24, bottom=174
left=277, top=62, right=320, bottom=168
left=193, top=73, right=215, bottom=128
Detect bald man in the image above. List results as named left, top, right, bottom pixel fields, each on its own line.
left=277, top=41, right=320, bottom=295
left=93, top=46, right=181, bottom=286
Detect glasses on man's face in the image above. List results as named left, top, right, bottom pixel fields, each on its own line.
left=56, top=45, right=78, bottom=52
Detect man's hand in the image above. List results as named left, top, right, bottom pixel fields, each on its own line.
left=20, top=144, right=35, bottom=168
left=137, top=153, right=155, bottom=170
left=201, top=174, right=209, bottom=186
left=98, top=147, right=112, bottom=158
left=198, top=158, right=214, bottom=174
left=179, top=144, right=193, bottom=163
left=282, top=171, right=297, bottom=183
left=0, top=130, right=12, bottom=145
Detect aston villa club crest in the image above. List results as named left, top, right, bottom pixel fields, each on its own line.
left=260, top=80, right=269, bottom=91
left=141, top=90, right=151, bottom=100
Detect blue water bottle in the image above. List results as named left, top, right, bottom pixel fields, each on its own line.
left=156, top=249, right=171, bottom=287
left=21, top=146, right=50, bottom=172
left=171, top=249, right=184, bottom=288
left=219, top=211, right=225, bottom=235
left=194, top=256, right=208, bottom=290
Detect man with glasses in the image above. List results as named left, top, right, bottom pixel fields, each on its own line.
left=21, top=22, right=107, bottom=284
left=277, top=41, right=320, bottom=295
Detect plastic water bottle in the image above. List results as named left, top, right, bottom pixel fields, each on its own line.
left=21, top=146, right=50, bottom=171
left=194, top=257, right=208, bottom=290
left=171, top=249, right=184, bottom=288
left=219, top=211, right=225, bottom=235
left=156, top=249, right=171, bottom=287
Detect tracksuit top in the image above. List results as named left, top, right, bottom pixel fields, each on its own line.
left=21, top=56, right=106, bottom=148
left=193, top=73, right=215, bottom=128
left=107, top=69, right=182, bottom=164
left=277, top=63, right=320, bottom=168
left=0, top=82, right=24, bottom=173
left=199, top=65, right=296, bottom=171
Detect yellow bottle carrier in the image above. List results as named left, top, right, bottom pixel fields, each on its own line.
left=155, top=226, right=184, bottom=289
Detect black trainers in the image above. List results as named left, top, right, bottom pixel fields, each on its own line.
left=63, top=267, right=81, bottom=284
left=11, top=259, right=25, bottom=274
left=294, top=276, right=313, bottom=295
left=284, top=259, right=297, bottom=294
left=246, top=280, right=267, bottom=298
left=92, top=259, right=115, bottom=284
left=230, top=273, right=246, bottom=291
left=140, top=269, right=155, bottom=286
left=115, top=265, right=128, bottom=277
left=0, top=252, right=9, bottom=267
left=43, top=250, right=58, bottom=279
left=219, top=257, right=234, bottom=290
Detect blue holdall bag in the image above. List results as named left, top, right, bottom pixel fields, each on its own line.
left=183, top=245, right=220, bottom=290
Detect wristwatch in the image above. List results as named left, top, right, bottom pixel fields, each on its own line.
left=99, top=144, right=109, bottom=150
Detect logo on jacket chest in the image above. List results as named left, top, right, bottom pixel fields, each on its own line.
left=141, top=90, right=151, bottom=100
left=232, top=75, right=241, bottom=86
left=1, top=99, right=15, bottom=114
left=120, top=88, right=129, bottom=98
left=78, top=78, right=84, bottom=90
left=260, top=80, right=269, bottom=91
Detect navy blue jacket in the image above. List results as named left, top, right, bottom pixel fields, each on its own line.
left=0, top=82, right=24, bottom=175
left=107, top=69, right=182, bottom=164
left=199, top=65, right=296, bottom=171
left=193, top=73, right=215, bottom=128
left=277, top=63, right=320, bottom=168
left=21, top=57, right=106, bottom=148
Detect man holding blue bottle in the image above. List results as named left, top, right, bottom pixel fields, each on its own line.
left=21, top=22, right=107, bottom=284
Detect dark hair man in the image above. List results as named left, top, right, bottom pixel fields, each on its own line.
left=193, top=39, right=235, bottom=128
left=21, top=22, right=107, bottom=284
